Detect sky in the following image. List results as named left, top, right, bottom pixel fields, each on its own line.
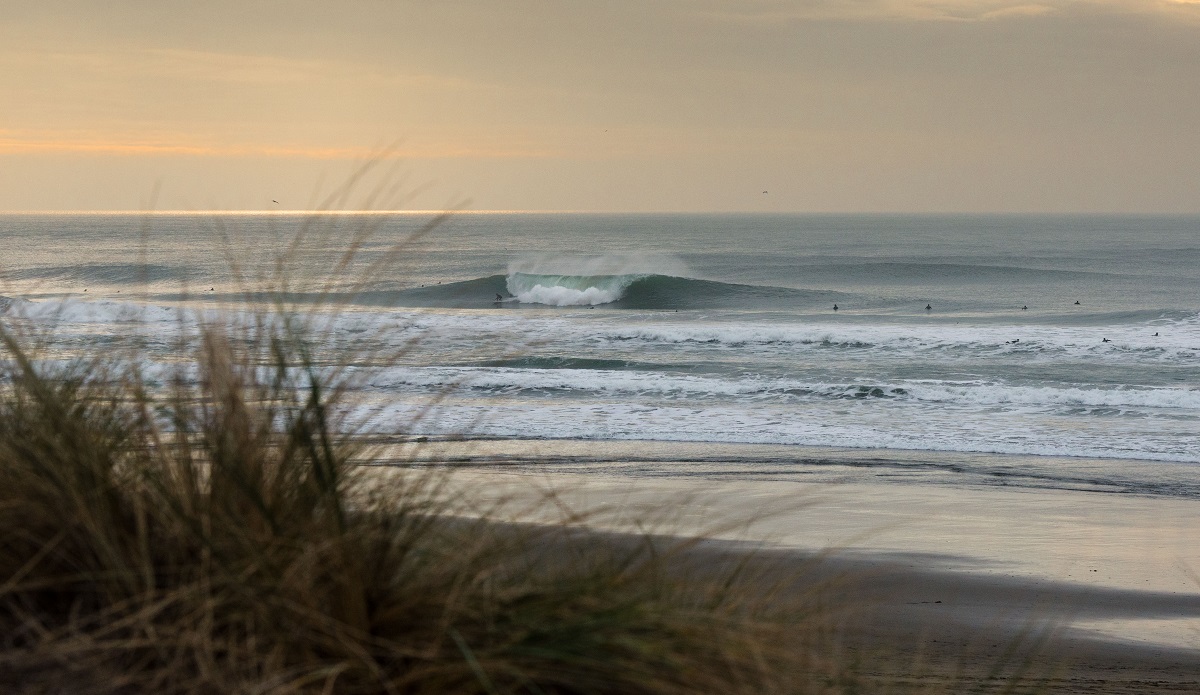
left=1, top=0, right=1199, bottom=212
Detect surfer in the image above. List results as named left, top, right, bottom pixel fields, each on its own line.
left=1022, top=305, right=1027, bottom=310
left=495, top=293, right=503, bottom=302
left=1153, top=332, right=1160, bottom=337
left=833, top=304, right=838, bottom=311
left=1074, top=300, right=1081, bottom=305
left=925, top=304, right=931, bottom=311
left=1101, top=337, right=1111, bottom=343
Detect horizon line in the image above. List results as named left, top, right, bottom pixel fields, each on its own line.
left=3, top=209, right=1200, bottom=216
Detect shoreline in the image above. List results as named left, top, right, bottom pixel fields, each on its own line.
left=360, top=435, right=1200, bottom=491
left=362, top=437, right=1200, bottom=666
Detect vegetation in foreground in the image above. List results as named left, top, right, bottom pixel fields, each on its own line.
left=0, top=197, right=1074, bottom=694
left=0, top=287, right=872, bottom=695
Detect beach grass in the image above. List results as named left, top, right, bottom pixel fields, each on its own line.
left=10, top=312, right=931, bottom=694
left=0, top=197, right=1134, bottom=693
left=0, top=204, right=879, bottom=694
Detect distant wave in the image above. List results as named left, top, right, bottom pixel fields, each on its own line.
left=506, top=272, right=838, bottom=309
left=309, top=272, right=842, bottom=310
left=799, top=262, right=1133, bottom=285
left=4, top=263, right=198, bottom=285
left=505, top=252, right=697, bottom=307
left=366, top=366, right=1200, bottom=411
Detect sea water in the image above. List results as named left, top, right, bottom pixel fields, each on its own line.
left=3, top=212, right=1200, bottom=499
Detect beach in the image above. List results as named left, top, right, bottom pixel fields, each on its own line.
left=367, top=437, right=1200, bottom=691
left=8, top=2, right=1200, bottom=689
left=3, top=211, right=1200, bottom=690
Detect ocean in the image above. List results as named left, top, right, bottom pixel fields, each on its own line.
left=3, top=212, right=1200, bottom=501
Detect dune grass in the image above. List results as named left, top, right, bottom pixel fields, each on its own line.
left=0, top=204, right=872, bottom=694
left=0, top=190, right=1091, bottom=693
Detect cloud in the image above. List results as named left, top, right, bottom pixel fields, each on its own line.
left=979, top=4, right=1057, bottom=19
left=0, top=131, right=557, bottom=160
left=695, top=0, right=1198, bottom=23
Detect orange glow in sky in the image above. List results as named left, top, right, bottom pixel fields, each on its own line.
left=2, top=0, right=1198, bottom=212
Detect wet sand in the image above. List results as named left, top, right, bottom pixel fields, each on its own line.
left=361, top=437, right=1200, bottom=691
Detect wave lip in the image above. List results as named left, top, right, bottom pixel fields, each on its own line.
left=506, top=272, right=647, bottom=306
left=504, top=253, right=689, bottom=307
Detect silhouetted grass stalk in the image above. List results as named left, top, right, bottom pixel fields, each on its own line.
left=0, top=198, right=851, bottom=694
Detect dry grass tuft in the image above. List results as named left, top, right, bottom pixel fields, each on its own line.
left=0, top=211, right=853, bottom=694
left=0, top=189, right=1077, bottom=693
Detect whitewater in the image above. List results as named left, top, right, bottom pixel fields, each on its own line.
left=3, top=212, right=1200, bottom=498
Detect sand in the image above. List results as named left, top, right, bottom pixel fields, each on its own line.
left=361, top=437, right=1200, bottom=691
left=723, top=546, right=1200, bottom=692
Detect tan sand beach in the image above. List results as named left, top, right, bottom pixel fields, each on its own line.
left=365, top=437, right=1200, bottom=692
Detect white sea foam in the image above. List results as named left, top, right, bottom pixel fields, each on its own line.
left=379, top=311, right=1200, bottom=364
left=356, top=399, right=1200, bottom=464
left=10, top=295, right=1200, bottom=466
left=504, top=252, right=689, bottom=306
left=13, top=297, right=1200, bottom=367
left=506, top=276, right=638, bottom=306
left=11, top=297, right=185, bottom=325
left=362, top=365, right=1200, bottom=411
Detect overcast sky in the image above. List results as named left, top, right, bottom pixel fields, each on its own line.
left=2, top=0, right=1198, bottom=212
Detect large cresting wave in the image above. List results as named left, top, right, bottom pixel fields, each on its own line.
left=501, top=253, right=841, bottom=308
left=507, top=272, right=646, bottom=306
left=506, top=253, right=684, bottom=306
